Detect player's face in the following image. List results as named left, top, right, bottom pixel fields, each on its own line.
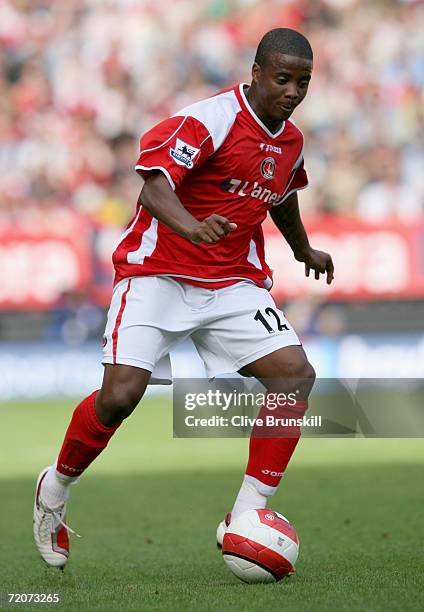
left=251, top=53, right=312, bottom=123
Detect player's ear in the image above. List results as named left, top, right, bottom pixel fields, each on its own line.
left=251, top=62, right=261, bottom=84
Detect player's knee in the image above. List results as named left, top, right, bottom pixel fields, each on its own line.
left=301, top=360, right=316, bottom=384
left=97, top=382, right=144, bottom=424
left=273, top=355, right=316, bottom=397
left=294, top=359, right=316, bottom=397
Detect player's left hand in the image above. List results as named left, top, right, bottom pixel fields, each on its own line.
left=296, top=247, right=334, bottom=284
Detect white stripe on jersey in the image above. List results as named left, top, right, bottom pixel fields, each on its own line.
left=113, top=206, right=142, bottom=251
left=247, top=239, right=262, bottom=269
left=127, top=218, right=159, bottom=264
left=246, top=239, right=272, bottom=288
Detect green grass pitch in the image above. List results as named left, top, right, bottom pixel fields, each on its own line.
left=1, top=396, right=423, bottom=611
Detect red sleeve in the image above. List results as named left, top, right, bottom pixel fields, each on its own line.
left=135, top=115, right=214, bottom=190
left=278, top=157, right=309, bottom=204
left=290, top=157, right=308, bottom=192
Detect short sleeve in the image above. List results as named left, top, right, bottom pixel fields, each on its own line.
left=135, top=115, right=214, bottom=190
left=273, top=156, right=309, bottom=206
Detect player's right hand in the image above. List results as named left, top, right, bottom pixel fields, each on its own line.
left=189, top=214, right=237, bottom=244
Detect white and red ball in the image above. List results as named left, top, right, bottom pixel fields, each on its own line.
left=222, top=509, right=299, bottom=584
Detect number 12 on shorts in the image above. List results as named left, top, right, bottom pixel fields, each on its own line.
left=254, top=308, right=290, bottom=334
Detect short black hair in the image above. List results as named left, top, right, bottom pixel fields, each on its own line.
left=255, top=28, right=313, bottom=66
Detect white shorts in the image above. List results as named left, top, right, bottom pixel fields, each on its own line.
left=102, top=276, right=301, bottom=382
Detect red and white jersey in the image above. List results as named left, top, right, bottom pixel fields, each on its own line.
left=113, top=83, right=308, bottom=290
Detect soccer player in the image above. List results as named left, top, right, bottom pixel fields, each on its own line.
left=33, top=28, right=334, bottom=567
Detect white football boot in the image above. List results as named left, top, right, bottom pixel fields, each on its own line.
left=33, top=467, right=79, bottom=568
left=216, top=512, right=231, bottom=549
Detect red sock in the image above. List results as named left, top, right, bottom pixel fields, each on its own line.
left=246, top=399, right=308, bottom=493
left=56, top=391, right=121, bottom=479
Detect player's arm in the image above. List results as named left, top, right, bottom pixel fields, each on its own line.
left=269, top=192, right=334, bottom=284
left=140, top=171, right=237, bottom=245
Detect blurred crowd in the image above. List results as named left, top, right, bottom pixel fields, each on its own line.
left=1, top=0, right=423, bottom=236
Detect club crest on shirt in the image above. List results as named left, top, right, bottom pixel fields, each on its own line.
left=260, top=157, right=276, bottom=179
left=169, top=138, right=200, bottom=168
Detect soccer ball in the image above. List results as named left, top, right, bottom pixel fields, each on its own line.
left=222, top=509, right=299, bottom=583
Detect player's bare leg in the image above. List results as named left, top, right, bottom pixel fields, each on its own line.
left=217, top=345, right=315, bottom=546
left=33, top=364, right=150, bottom=567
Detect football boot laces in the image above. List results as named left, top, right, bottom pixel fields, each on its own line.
left=37, top=498, right=81, bottom=539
